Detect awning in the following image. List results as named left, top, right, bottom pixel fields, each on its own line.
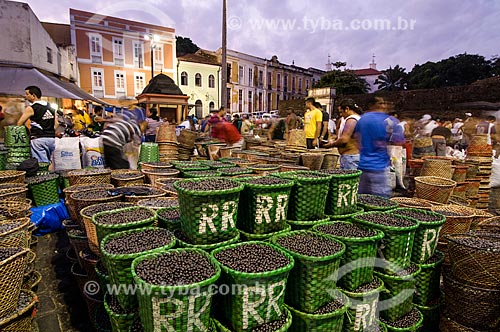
left=0, top=65, right=107, bottom=104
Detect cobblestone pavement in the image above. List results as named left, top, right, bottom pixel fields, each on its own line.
left=31, top=231, right=93, bottom=332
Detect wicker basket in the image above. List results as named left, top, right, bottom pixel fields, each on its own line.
left=110, top=170, right=145, bottom=187
left=140, top=161, right=173, bottom=171
left=174, top=228, right=240, bottom=252
left=467, top=134, right=492, bottom=156
left=0, top=289, right=38, bottom=331
left=421, top=157, right=453, bottom=179
left=139, top=142, right=160, bottom=163
left=414, top=251, right=444, bottom=306
left=439, top=316, right=479, bottom=332
left=131, top=248, right=220, bottom=332
left=22, top=270, right=42, bottom=292
left=103, top=292, right=138, bottom=332
left=452, top=166, right=468, bottom=183
left=67, top=229, right=88, bottom=263
left=0, top=170, right=26, bottom=183
left=431, top=205, right=475, bottom=240
left=445, top=233, right=500, bottom=290
left=389, top=197, right=434, bottom=210
left=113, top=185, right=167, bottom=203
left=0, top=200, right=32, bottom=219
left=4, top=126, right=30, bottom=147
left=287, top=129, right=306, bottom=148
left=414, top=300, right=442, bottom=332
left=271, top=231, right=346, bottom=313
left=67, top=169, right=112, bottom=186
left=381, top=308, right=424, bottom=332
left=63, top=183, right=115, bottom=222
left=0, top=248, right=29, bottom=317
left=477, top=216, right=500, bottom=233
left=141, top=168, right=180, bottom=187
left=414, top=176, right=457, bottom=204
left=321, top=153, right=339, bottom=170
left=319, top=169, right=362, bottom=216
left=25, top=173, right=60, bottom=206
left=70, top=189, right=123, bottom=226
left=0, top=218, right=31, bottom=248
left=24, top=250, right=35, bottom=277
left=156, top=124, right=177, bottom=143
left=300, top=153, right=325, bottom=170
left=136, top=197, right=179, bottom=210
left=443, top=270, right=500, bottom=330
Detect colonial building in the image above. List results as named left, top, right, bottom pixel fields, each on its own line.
left=353, top=59, right=382, bottom=93
left=69, top=8, right=177, bottom=107
left=177, top=50, right=221, bottom=118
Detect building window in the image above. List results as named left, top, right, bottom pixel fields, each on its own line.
left=238, top=89, right=243, bottom=112
left=195, top=73, right=202, bottom=87
left=134, top=73, right=145, bottom=95
left=181, top=72, right=188, bottom=86
left=248, top=91, right=253, bottom=113
left=258, top=70, right=263, bottom=87
left=113, top=38, right=124, bottom=65
left=258, top=92, right=263, bottom=112
left=133, top=41, right=144, bottom=68
left=267, top=72, right=272, bottom=89
left=284, top=74, right=288, bottom=93
left=226, top=88, right=231, bottom=108
left=115, top=72, right=125, bottom=90
left=46, top=47, right=53, bottom=64
left=298, top=78, right=303, bottom=93
left=91, top=68, right=104, bottom=97
left=277, top=73, right=281, bottom=91
left=154, top=45, right=163, bottom=68
left=292, top=76, right=296, bottom=93
left=208, top=74, right=215, bottom=88
left=227, top=64, right=231, bottom=82
left=90, top=34, right=102, bottom=63
left=239, top=66, right=244, bottom=84
left=248, top=68, right=253, bottom=87
left=195, top=100, right=203, bottom=119
left=267, top=93, right=272, bottom=112
left=209, top=102, right=215, bottom=112
left=306, top=79, right=310, bottom=90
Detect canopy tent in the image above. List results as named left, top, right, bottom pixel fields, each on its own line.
left=0, top=65, right=107, bottom=104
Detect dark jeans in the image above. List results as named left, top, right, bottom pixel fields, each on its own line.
left=103, top=144, right=129, bottom=169
left=306, top=138, right=316, bottom=149
left=145, top=135, right=156, bottom=142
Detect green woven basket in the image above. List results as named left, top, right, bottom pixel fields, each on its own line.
left=156, top=207, right=181, bottom=231
left=219, top=167, right=254, bottom=177
left=213, top=307, right=292, bottom=332
left=313, top=221, right=385, bottom=292
left=341, top=276, right=385, bottom=332
left=374, top=264, right=421, bottom=322
left=103, top=292, right=138, bottom=332
left=175, top=229, right=240, bottom=252
left=100, top=227, right=176, bottom=310
left=25, top=174, right=60, bottom=206
left=390, top=208, right=446, bottom=264
left=319, top=170, right=362, bottom=215
left=413, top=251, right=444, bottom=306
left=139, top=142, right=159, bottom=163
left=353, top=212, right=419, bottom=270
left=0, top=151, right=7, bottom=171
left=413, top=300, right=442, bottom=332
left=94, top=260, right=110, bottom=291
left=358, top=194, right=399, bottom=212
left=286, top=216, right=330, bottom=231
left=131, top=248, right=221, bottom=332
left=199, top=160, right=237, bottom=169
left=328, top=206, right=365, bottom=222
left=177, top=165, right=211, bottom=173
left=381, top=308, right=424, bottom=332
left=286, top=290, right=349, bottom=332
left=174, top=178, right=244, bottom=245
left=273, top=171, right=332, bottom=221
left=211, top=241, right=295, bottom=332
left=271, top=230, right=346, bottom=313
left=237, top=176, right=294, bottom=234
left=182, top=170, right=223, bottom=178
left=92, top=206, right=157, bottom=248
left=239, top=224, right=291, bottom=242
left=4, top=126, right=30, bottom=147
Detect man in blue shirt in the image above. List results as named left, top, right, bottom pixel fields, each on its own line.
left=355, top=96, right=392, bottom=198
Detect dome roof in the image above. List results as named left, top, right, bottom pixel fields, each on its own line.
left=141, top=73, right=185, bottom=96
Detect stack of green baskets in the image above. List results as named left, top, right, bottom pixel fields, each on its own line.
left=211, top=241, right=294, bottom=332
left=391, top=208, right=446, bottom=264
left=239, top=224, right=291, bottom=242
left=374, top=264, right=421, bottom=322
left=341, top=276, right=386, bottom=332
left=199, top=160, right=236, bottom=169
left=271, top=231, right=346, bottom=313
left=413, top=251, right=444, bottom=306
left=273, top=171, right=332, bottom=221
left=25, top=173, right=60, bottom=206
left=4, top=126, right=31, bottom=170
left=319, top=169, right=362, bottom=216
left=237, top=176, right=294, bottom=234
left=139, top=142, right=159, bottom=163
left=156, top=207, right=181, bottom=231
left=358, top=194, right=399, bottom=212
left=92, top=206, right=157, bottom=247
left=100, top=227, right=176, bottom=311
left=174, top=228, right=240, bottom=252
left=219, top=167, right=254, bottom=177
left=182, top=170, right=222, bottom=178
left=131, top=248, right=221, bottom=332
left=214, top=308, right=292, bottom=332
left=313, top=221, right=385, bottom=291
left=174, top=178, right=244, bottom=245
left=381, top=308, right=424, bottom=332
left=414, top=299, right=442, bottom=332
left=0, top=150, right=7, bottom=171
left=286, top=290, right=349, bottom=332
left=353, top=212, right=420, bottom=270
left=103, top=292, right=138, bottom=332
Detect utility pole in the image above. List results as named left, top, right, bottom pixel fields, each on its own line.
left=221, top=0, right=227, bottom=111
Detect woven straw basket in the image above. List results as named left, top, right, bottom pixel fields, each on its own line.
left=300, top=153, right=324, bottom=170
left=415, top=176, right=456, bottom=204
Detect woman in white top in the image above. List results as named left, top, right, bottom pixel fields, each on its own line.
left=145, top=109, right=163, bottom=142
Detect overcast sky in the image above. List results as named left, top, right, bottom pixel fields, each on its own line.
left=24, top=0, right=499, bottom=72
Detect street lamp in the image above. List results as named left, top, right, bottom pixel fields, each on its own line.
left=144, top=33, right=160, bottom=80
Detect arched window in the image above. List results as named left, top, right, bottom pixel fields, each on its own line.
left=195, top=100, right=203, bottom=118
left=208, top=75, right=215, bottom=88
left=209, top=101, right=215, bottom=111
left=195, top=73, right=202, bottom=87
left=181, top=71, right=188, bottom=85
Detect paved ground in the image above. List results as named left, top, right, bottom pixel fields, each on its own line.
left=31, top=230, right=93, bottom=332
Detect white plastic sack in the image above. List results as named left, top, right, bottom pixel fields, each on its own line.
left=387, top=145, right=406, bottom=189
left=80, top=137, right=105, bottom=168
left=53, top=137, right=81, bottom=171
left=491, top=157, right=500, bottom=188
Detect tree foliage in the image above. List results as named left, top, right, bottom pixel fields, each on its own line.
left=375, top=65, right=408, bottom=91
left=314, top=69, right=369, bottom=95
left=176, top=36, right=199, bottom=57
left=406, top=53, right=494, bottom=89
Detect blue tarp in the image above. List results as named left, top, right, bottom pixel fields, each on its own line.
left=30, top=199, right=69, bottom=236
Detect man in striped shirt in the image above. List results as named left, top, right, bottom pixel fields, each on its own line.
left=101, top=111, right=145, bottom=169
